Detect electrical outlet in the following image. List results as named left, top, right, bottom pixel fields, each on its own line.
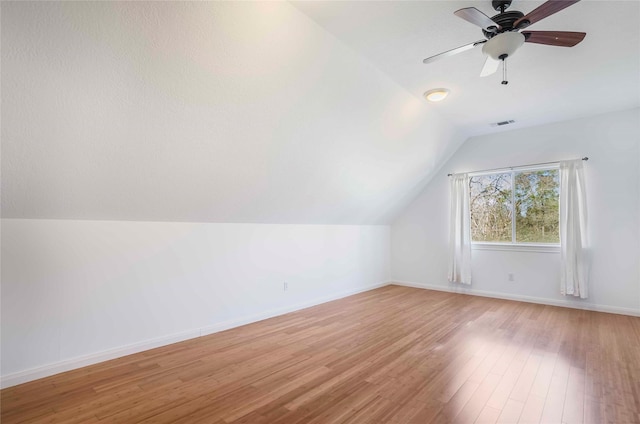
left=508, top=273, right=515, bottom=282
left=283, top=282, right=288, bottom=291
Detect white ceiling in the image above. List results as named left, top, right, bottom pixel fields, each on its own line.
left=292, top=0, right=640, bottom=136
left=3, top=1, right=638, bottom=224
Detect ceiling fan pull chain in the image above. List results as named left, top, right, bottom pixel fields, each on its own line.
left=501, top=58, right=508, bottom=85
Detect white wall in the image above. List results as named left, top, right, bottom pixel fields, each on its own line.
left=391, top=108, right=640, bottom=315
left=0, top=0, right=452, bottom=389
left=1, top=219, right=389, bottom=387
left=1, top=1, right=464, bottom=225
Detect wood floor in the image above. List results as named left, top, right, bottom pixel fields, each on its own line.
left=2, top=285, right=639, bottom=424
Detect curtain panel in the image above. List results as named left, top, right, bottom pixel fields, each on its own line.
left=559, top=159, right=589, bottom=298
left=448, top=173, right=472, bottom=284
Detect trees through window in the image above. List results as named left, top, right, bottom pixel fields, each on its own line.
left=469, top=169, right=559, bottom=244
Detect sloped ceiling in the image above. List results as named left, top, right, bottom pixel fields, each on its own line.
left=1, top=1, right=465, bottom=224
left=292, top=0, right=640, bottom=135
left=3, top=1, right=637, bottom=225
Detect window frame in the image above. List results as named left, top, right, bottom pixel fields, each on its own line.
left=469, top=164, right=560, bottom=253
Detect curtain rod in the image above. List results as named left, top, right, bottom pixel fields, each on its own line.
left=447, top=157, right=588, bottom=177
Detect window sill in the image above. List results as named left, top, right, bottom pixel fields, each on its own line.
left=471, top=243, right=560, bottom=253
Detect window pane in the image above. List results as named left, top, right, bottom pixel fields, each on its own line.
left=514, top=170, right=559, bottom=243
left=469, top=173, right=512, bottom=242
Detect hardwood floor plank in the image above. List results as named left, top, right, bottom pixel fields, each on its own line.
left=517, top=394, right=545, bottom=424
left=453, top=372, right=501, bottom=423
left=485, top=347, right=529, bottom=411
left=562, top=366, right=586, bottom=424
left=509, top=352, right=542, bottom=402
left=474, top=405, right=502, bottom=424
left=528, top=351, right=558, bottom=399
left=496, top=398, right=525, bottom=423
left=2, top=285, right=639, bottom=424
left=429, top=379, right=480, bottom=423
left=539, top=354, right=570, bottom=423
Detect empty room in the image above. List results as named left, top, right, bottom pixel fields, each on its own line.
left=1, top=1, right=639, bottom=423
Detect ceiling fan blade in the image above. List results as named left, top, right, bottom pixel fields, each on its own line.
left=515, top=0, right=581, bottom=29
left=454, top=7, right=501, bottom=31
left=423, top=40, right=487, bottom=64
left=480, top=56, right=500, bottom=77
left=523, top=31, right=586, bottom=47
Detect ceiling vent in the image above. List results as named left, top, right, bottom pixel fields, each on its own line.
left=491, top=119, right=515, bottom=127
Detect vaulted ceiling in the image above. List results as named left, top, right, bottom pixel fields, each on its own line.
left=292, top=0, right=640, bottom=136
left=2, top=1, right=638, bottom=225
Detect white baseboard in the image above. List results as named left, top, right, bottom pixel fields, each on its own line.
left=0, top=329, right=202, bottom=390
left=0, top=282, right=387, bottom=389
left=6, top=279, right=634, bottom=389
left=197, top=282, right=388, bottom=337
left=389, top=280, right=640, bottom=317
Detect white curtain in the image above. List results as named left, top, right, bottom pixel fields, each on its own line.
left=559, top=159, right=588, bottom=298
left=448, top=173, right=472, bottom=284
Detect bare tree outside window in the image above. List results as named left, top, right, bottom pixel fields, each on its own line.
left=469, top=169, right=559, bottom=244
left=470, top=173, right=512, bottom=242
left=515, top=170, right=559, bottom=243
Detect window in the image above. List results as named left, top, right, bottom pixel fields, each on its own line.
left=469, top=168, right=559, bottom=245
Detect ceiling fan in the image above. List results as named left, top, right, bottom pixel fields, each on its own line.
left=423, top=0, right=586, bottom=84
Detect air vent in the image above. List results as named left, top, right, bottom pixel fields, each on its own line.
left=491, top=119, right=515, bottom=127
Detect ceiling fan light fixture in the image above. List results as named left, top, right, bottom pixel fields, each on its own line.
left=424, top=88, right=450, bottom=102
left=482, top=31, right=525, bottom=60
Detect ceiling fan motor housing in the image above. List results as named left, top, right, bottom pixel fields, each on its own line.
left=483, top=11, right=525, bottom=38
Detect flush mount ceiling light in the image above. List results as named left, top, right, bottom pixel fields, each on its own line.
left=424, top=88, right=450, bottom=102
